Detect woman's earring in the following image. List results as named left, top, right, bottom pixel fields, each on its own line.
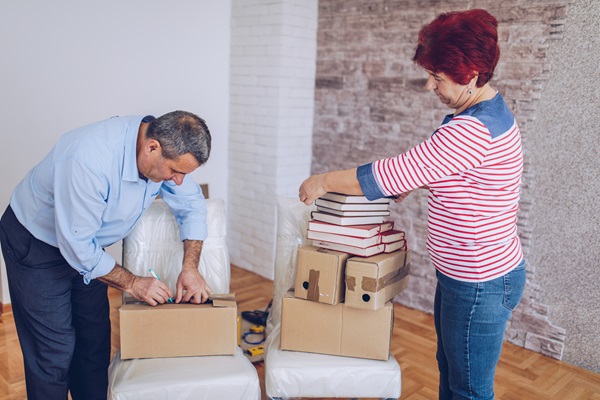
left=468, top=89, right=473, bottom=95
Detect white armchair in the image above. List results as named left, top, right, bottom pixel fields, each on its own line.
left=264, top=197, right=401, bottom=400
left=107, top=198, right=260, bottom=400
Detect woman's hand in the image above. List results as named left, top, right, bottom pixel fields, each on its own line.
left=299, top=174, right=327, bottom=205
left=299, top=168, right=362, bottom=205
left=393, top=190, right=413, bottom=203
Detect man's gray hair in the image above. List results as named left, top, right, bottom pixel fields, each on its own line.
left=146, top=110, right=211, bottom=164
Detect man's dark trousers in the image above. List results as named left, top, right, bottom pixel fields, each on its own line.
left=0, top=205, right=110, bottom=400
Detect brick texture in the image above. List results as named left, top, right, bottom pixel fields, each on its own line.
left=312, top=0, right=570, bottom=358
left=228, top=0, right=318, bottom=279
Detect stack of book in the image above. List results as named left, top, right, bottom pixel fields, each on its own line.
left=312, top=192, right=391, bottom=226
left=308, top=192, right=407, bottom=257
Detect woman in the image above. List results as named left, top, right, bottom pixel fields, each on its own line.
left=299, top=9, right=526, bottom=400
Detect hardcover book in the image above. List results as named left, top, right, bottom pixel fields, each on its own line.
left=315, top=198, right=391, bottom=212
left=383, top=240, right=407, bottom=253
left=311, top=211, right=386, bottom=226
left=319, top=192, right=391, bottom=204
left=307, top=220, right=394, bottom=238
left=380, top=229, right=405, bottom=243
left=307, top=230, right=383, bottom=248
left=316, top=205, right=391, bottom=217
left=312, top=240, right=386, bottom=257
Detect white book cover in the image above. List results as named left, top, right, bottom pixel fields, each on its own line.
left=319, top=192, right=391, bottom=204
left=315, top=198, right=391, bottom=212
left=311, top=211, right=385, bottom=226
left=383, top=240, right=407, bottom=253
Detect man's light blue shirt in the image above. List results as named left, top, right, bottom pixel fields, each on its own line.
left=10, top=115, right=207, bottom=283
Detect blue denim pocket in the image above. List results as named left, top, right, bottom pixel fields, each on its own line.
left=502, top=259, right=526, bottom=311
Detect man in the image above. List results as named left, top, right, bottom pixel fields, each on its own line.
left=0, top=110, right=213, bottom=399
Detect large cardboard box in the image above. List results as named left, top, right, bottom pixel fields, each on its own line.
left=119, top=295, right=237, bottom=359
left=280, top=291, right=393, bottom=361
left=294, top=245, right=350, bottom=305
left=345, top=250, right=411, bottom=310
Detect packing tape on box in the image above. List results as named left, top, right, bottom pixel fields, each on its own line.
left=307, top=269, right=321, bottom=302
left=361, top=264, right=410, bottom=293
left=346, top=275, right=357, bottom=292
left=346, top=251, right=409, bottom=293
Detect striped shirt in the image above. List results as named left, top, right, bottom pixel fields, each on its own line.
left=357, top=93, right=523, bottom=282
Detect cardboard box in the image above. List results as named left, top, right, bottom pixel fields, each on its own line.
left=345, top=250, right=411, bottom=310
left=280, top=291, right=393, bottom=361
left=294, top=245, right=350, bottom=305
left=119, top=295, right=237, bottom=359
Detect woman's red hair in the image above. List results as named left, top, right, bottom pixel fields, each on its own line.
left=412, top=9, right=500, bottom=87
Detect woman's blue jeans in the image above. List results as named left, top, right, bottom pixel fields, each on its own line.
left=434, top=260, right=526, bottom=400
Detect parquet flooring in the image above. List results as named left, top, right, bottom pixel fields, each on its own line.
left=1, top=265, right=599, bottom=399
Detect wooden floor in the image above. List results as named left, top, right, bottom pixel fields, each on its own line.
left=1, top=265, right=600, bottom=399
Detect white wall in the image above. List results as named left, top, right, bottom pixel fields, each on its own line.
left=0, top=0, right=231, bottom=304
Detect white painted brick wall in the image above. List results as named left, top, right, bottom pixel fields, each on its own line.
left=228, top=0, right=318, bottom=279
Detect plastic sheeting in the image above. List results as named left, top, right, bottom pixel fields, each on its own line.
left=123, top=198, right=230, bottom=295
left=108, top=347, right=260, bottom=400
left=264, top=197, right=401, bottom=399
left=108, top=197, right=260, bottom=400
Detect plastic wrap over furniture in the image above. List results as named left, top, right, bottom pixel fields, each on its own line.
left=108, top=197, right=260, bottom=400
left=108, top=347, right=260, bottom=400
left=123, top=198, right=230, bottom=295
left=264, top=197, right=401, bottom=400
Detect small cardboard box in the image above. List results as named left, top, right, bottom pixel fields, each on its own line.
left=119, top=295, right=237, bottom=359
left=294, top=245, right=350, bottom=305
left=345, top=250, right=411, bottom=310
left=280, top=291, right=393, bottom=361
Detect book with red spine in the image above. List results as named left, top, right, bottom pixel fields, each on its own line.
left=307, top=220, right=394, bottom=238
left=307, top=230, right=383, bottom=248
left=316, top=205, right=391, bottom=217
left=312, top=240, right=385, bottom=257
left=380, top=229, right=405, bottom=243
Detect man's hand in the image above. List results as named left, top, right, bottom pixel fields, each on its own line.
left=99, top=264, right=173, bottom=306
left=175, top=239, right=211, bottom=303
left=130, top=276, right=174, bottom=306
left=175, top=268, right=212, bottom=304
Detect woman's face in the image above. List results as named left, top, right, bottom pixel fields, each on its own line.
left=424, top=70, right=472, bottom=113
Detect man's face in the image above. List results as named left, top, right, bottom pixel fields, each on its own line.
left=144, top=152, right=200, bottom=185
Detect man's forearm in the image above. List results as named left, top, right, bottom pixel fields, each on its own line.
left=98, top=264, right=137, bottom=293
left=182, top=240, right=203, bottom=271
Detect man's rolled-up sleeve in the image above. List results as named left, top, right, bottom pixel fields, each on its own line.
left=160, top=175, right=208, bottom=241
